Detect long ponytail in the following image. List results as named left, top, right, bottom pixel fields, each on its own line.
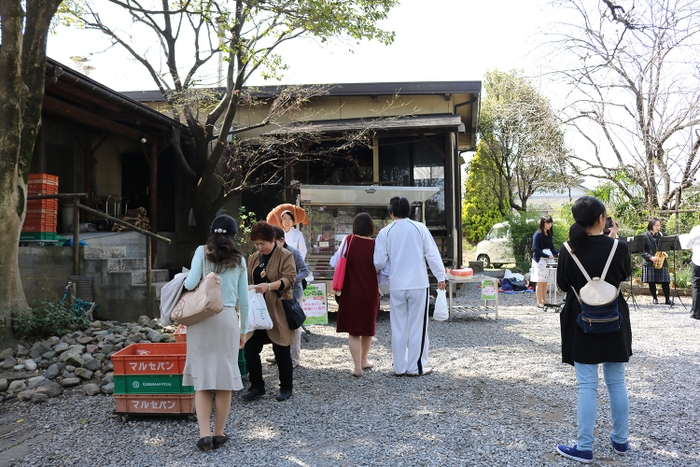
left=568, top=196, right=606, bottom=254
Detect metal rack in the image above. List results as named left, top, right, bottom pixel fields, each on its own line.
left=544, top=262, right=565, bottom=312
left=447, top=274, right=499, bottom=320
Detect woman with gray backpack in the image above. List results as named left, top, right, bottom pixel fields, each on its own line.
left=555, top=196, right=632, bottom=464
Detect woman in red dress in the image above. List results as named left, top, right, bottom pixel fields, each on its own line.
left=335, top=212, right=380, bottom=377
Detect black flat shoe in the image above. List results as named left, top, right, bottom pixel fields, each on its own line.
left=242, top=387, right=265, bottom=401
left=196, top=436, right=213, bottom=451
left=652, top=298, right=658, bottom=304
left=213, top=434, right=229, bottom=449
left=691, top=314, right=700, bottom=320
left=666, top=299, right=673, bottom=305
left=275, top=390, right=293, bottom=402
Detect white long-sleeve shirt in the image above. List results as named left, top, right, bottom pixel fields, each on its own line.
left=688, top=225, right=700, bottom=266
left=284, top=227, right=307, bottom=259
left=373, top=218, right=446, bottom=291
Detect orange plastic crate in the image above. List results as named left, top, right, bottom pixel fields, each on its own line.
left=113, top=393, right=194, bottom=415
left=28, top=173, right=59, bottom=183
left=21, top=222, right=57, bottom=233
left=28, top=183, right=59, bottom=195
left=27, top=199, right=58, bottom=211
left=174, top=324, right=187, bottom=343
left=111, top=342, right=187, bottom=375
left=25, top=212, right=58, bottom=223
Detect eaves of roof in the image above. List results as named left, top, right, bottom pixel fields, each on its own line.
left=46, top=58, right=189, bottom=135
left=123, top=81, right=481, bottom=103
left=265, top=113, right=463, bottom=135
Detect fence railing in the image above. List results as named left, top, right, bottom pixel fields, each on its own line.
left=25, top=193, right=171, bottom=309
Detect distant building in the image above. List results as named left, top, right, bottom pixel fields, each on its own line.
left=523, top=182, right=589, bottom=215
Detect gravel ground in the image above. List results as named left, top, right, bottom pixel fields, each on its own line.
left=3, top=281, right=700, bottom=467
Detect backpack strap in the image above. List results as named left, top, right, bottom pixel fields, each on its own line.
left=562, top=239, right=619, bottom=303
left=598, top=239, right=619, bottom=282
left=562, top=242, right=592, bottom=282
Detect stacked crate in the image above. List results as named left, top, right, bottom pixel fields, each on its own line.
left=173, top=324, right=247, bottom=377
left=22, top=173, right=59, bottom=243
left=110, top=343, right=195, bottom=417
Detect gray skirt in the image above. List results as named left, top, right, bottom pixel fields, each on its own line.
left=182, top=307, right=242, bottom=391
left=642, top=264, right=670, bottom=283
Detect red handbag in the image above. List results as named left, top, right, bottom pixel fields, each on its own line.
left=332, top=235, right=354, bottom=292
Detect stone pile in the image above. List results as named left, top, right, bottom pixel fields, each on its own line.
left=0, top=315, right=175, bottom=404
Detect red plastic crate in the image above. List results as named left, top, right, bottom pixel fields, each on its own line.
left=174, top=324, right=187, bottom=343
left=25, top=212, right=58, bottom=223
left=28, top=183, right=59, bottom=195
left=113, top=393, right=194, bottom=414
left=21, top=222, right=57, bottom=233
left=27, top=199, right=58, bottom=211
left=28, top=173, right=59, bottom=183
left=111, top=342, right=187, bottom=375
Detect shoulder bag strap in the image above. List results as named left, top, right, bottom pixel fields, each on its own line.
left=342, top=234, right=354, bottom=258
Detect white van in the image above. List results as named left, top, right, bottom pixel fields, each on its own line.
left=475, top=222, right=516, bottom=268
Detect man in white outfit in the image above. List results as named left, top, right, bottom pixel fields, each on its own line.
left=374, top=196, right=446, bottom=376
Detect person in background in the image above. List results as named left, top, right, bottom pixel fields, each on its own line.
left=315, top=225, right=334, bottom=252
left=270, top=225, right=309, bottom=368
left=374, top=197, right=446, bottom=377
left=243, top=221, right=297, bottom=402
left=556, top=196, right=632, bottom=463
left=280, top=210, right=307, bottom=259
left=532, top=215, right=559, bottom=308
left=604, top=216, right=619, bottom=238
left=641, top=217, right=671, bottom=305
left=335, top=213, right=380, bottom=377
left=335, top=220, right=350, bottom=247
left=685, top=214, right=700, bottom=320
left=182, top=215, right=249, bottom=451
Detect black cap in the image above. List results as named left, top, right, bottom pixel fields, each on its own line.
left=210, top=215, right=238, bottom=236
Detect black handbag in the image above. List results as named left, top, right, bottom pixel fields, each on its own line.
left=276, top=291, right=306, bottom=330
left=282, top=299, right=306, bottom=330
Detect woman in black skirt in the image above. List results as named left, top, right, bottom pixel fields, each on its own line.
left=641, top=217, right=671, bottom=305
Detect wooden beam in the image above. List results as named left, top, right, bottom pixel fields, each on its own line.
left=42, top=95, right=167, bottom=146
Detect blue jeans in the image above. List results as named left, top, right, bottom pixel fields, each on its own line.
left=574, top=362, right=629, bottom=451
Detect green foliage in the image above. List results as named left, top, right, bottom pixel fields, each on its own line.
left=555, top=202, right=575, bottom=231
left=673, top=265, right=692, bottom=289
left=12, top=300, right=89, bottom=342
left=478, top=69, right=574, bottom=212
left=506, top=212, right=542, bottom=273
left=462, top=148, right=507, bottom=243
left=235, top=206, right=258, bottom=255
left=589, top=181, right=649, bottom=235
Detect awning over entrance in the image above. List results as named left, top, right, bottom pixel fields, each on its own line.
left=267, top=113, right=463, bottom=135
left=299, top=185, right=439, bottom=207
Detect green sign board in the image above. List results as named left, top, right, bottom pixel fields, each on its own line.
left=302, top=282, right=329, bottom=325
left=481, top=278, right=498, bottom=301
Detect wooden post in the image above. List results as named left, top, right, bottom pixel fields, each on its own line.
left=372, top=136, right=379, bottom=182
left=149, top=143, right=158, bottom=266
left=147, top=236, right=152, bottom=316
left=73, top=196, right=80, bottom=275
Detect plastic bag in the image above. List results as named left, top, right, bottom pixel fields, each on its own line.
left=433, top=289, right=449, bottom=321
left=246, top=288, right=273, bottom=332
